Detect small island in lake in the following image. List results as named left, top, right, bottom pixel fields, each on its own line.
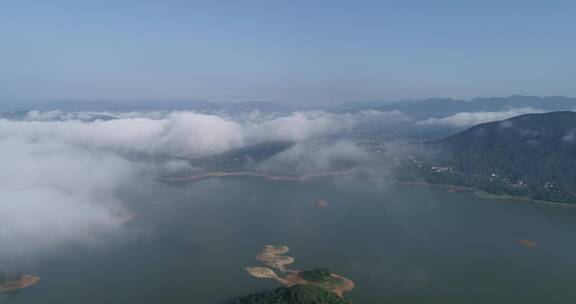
left=517, top=239, right=538, bottom=248
left=0, top=274, right=40, bottom=293
left=315, top=199, right=329, bottom=208
left=245, top=245, right=355, bottom=300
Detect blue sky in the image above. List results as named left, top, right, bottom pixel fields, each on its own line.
left=1, top=0, right=575, bottom=105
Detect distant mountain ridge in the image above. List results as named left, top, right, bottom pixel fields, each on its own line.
left=335, top=95, right=576, bottom=119
left=8, top=95, right=576, bottom=118
left=29, top=99, right=301, bottom=114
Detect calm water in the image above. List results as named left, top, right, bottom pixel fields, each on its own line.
left=3, top=177, right=576, bottom=303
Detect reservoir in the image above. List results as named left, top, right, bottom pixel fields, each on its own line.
left=2, top=177, right=576, bottom=303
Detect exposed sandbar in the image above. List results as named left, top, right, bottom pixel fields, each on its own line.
left=517, top=239, right=538, bottom=247
left=256, top=245, right=294, bottom=273
left=0, top=275, right=40, bottom=293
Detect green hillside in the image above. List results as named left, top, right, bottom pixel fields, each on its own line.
left=422, top=111, right=576, bottom=203
left=233, top=285, right=352, bottom=304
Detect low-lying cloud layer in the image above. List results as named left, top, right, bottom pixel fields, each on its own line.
left=417, top=108, right=544, bottom=128
left=0, top=111, right=360, bottom=259
left=0, top=139, right=132, bottom=258
left=257, top=141, right=374, bottom=174
left=2, top=111, right=355, bottom=157
left=1, top=107, right=554, bottom=259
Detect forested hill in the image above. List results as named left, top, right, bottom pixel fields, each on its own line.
left=426, top=111, right=576, bottom=202
left=229, top=285, right=353, bottom=304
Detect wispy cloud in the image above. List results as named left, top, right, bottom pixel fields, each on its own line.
left=416, top=108, right=545, bottom=128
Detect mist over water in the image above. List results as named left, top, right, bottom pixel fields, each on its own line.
left=0, top=111, right=357, bottom=260
left=3, top=1, right=576, bottom=301
left=2, top=177, right=576, bottom=303
left=2, top=110, right=576, bottom=303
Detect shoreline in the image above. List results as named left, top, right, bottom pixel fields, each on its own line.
left=247, top=245, right=355, bottom=298
left=159, top=169, right=357, bottom=183
left=0, top=275, right=40, bottom=293
left=393, top=181, right=576, bottom=208
left=283, top=270, right=355, bottom=298
left=160, top=170, right=575, bottom=208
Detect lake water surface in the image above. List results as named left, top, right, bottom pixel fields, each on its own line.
left=3, top=177, right=576, bottom=303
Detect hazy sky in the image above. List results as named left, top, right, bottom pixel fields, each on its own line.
left=1, top=0, right=575, bottom=104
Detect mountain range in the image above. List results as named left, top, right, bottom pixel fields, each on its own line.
left=6, top=95, right=576, bottom=119
left=334, top=95, right=576, bottom=119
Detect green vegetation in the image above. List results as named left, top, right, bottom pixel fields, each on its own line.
left=234, top=285, right=352, bottom=304
left=300, top=268, right=332, bottom=283
left=406, top=111, right=576, bottom=204
left=299, top=268, right=348, bottom=291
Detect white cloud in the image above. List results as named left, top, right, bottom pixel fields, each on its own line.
left=1, top=111, right=353, bottom=158
left=0, top=110, right=356, bottom=258
left=255, top=140, right=374, bottom=174
left=245, top=111, right=354, bottom=142
left=563, top=130, right=576, bottom=142
left=357, top=110, right=412, bottom=122
left=416, top=108, right=545, bottom=128
left=0, top=139, right=132, bottom=258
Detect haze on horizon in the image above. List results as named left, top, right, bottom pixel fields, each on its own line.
left=1, top=0, right=576, bottom=108
left=4, top=3, right=576, bottom=302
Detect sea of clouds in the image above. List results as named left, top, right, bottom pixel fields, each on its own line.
left=0, top=107, right=553, bottom=259
left=0, top=110, right=366, bottom=259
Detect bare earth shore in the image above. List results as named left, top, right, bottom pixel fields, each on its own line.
left=160, top=169, right=356, bottom=183
left=393, top=181, right=576, bottom=208
left=161, top=169, right=574, bottom=207
left=0, top=275, right=40, bottom=293
left=246, top=245, right=355, bottom=298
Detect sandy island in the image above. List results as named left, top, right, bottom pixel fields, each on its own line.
left=517, top=239, right=538, bottom=248
left=245, top=267, right=279, bottom=279
left=246, top=245, right=355, bottom=298
left=315, top=199, right=329, bottom=208
left=255, top=245, right=294, bottom=273
left=0, top=275, right=40, bottom=293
